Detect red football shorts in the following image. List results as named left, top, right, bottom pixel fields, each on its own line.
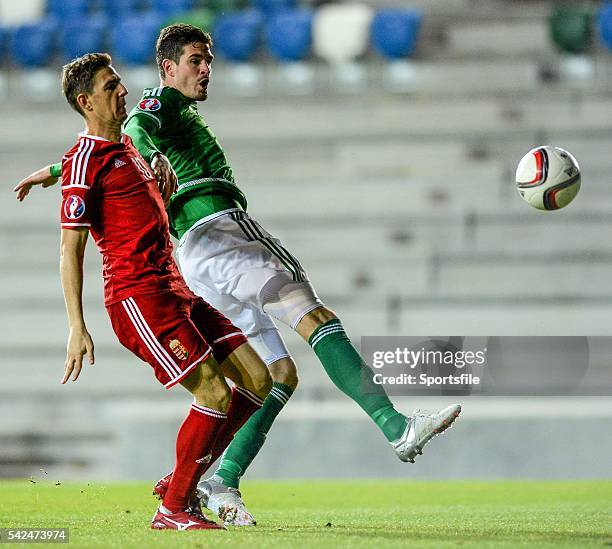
left=107, top=290, right=247, bottom=388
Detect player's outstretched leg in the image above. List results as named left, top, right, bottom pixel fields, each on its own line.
left=294, top=306, right=462, bottom=461
left=201, top=357, right=298, bottom=525
left=152, top=359, right=230, bottom=531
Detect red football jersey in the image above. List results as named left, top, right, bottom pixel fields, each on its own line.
left=60, top=133, right=187, bottom=305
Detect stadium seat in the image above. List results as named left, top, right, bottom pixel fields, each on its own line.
left=100, top=0, right=141, bottom=17
left=252, top=0, right=297, bottom=16
left=149, top=0, right=194, bottom=17
left=549, top=6, right=593, bottom=54
left=61, top=15, right=108, bottom=61
left=164, top=8, right=215, bottom=33
left=371, top=9, right=422, bottom=59
left=47, top=0, right=90, bottom=20
left=313, top=4, right=373, bottom=64
left=265, top=9, right=313, bottom=62
left=213, top=10, right=262, bottom=62
left=111, top=12, right=163, bottom=65
left=0, top=27, right=6, bottom=61
left=0, top=0, right=45, bottom=26
left=598, top=2, right=612, bottom=51
left=10, top=19, right=57, bottom=67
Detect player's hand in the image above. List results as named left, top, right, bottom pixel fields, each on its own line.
left=151, top=153, right=177, bottom=206
left=62, top=326, right=95, bottom=384
left=13, top=165, right=59, bottom=202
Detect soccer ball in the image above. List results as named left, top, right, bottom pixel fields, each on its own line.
left=515, top=146, right=581, bottom=210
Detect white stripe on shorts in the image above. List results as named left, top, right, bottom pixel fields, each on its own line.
left=212, top=332, right=243, bottom=344
left=122, top=297, right=182, bottom=379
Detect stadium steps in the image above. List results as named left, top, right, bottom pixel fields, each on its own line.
left=444, top=20, right=551, bottom=60
left=6, top=95, right=612, bottom=148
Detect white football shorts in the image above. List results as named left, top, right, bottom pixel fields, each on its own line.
left=176, top=209, right=323, bottom=365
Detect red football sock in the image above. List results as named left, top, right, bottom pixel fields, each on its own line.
left=162, top=403, right=226, bottom=513
left=207, top=387, right=263, bottom=467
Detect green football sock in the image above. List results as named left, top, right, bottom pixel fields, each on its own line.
left=214, top=382, right=294, bottom=489
left=309, top=318, right=408, bottom=443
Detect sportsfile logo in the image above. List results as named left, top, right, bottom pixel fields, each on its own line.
left=362, top=336, right=612, bottom=397
left=362, top=337, right=485, bottom=396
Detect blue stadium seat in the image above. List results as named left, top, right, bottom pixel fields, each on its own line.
left=61, top=15, right=108, bottom=60
left=214, top=10, right=262, bottom=62
left=0, top=27, right=6, bottom=62
left=370, top=8, right=422, bottom=59
left=111, top=12, right=163, bottom=65
left=149, top=0, right=194, bottom=16
left=10, top=19, right=58, bottom=67
left=101, top=0, right=142, bottom=17
left=265, top=9, right=313, bottom=62
left=252, top=0, right=297, bottom=15
left=598, top=2, right=612, bottom=50
left=47, top=0, right=90, bottom=19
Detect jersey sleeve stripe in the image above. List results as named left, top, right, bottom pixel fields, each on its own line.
left=74, top=138, right=90, bottom=186
left=71, top=138, right=93, bottom=188
left=61, top=222, right=91, bottom=227
left=63, top=183, right=91, bottom=190
left=77, top=139, right=95, bottom=187
left=69, top=139, right=86, bottom=186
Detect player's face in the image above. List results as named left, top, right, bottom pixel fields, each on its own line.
left=88, top=67, right=129, bottom=126
left=174, top=43, right=213, bottom=101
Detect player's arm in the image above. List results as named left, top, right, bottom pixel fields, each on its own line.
left=59, top=227, right=94, bottom=384
left=13, top=163, right=61, bottom=201
left=124, top=114, right=177, bottom=204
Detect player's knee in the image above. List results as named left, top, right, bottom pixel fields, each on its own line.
left=269, top=358, right=299, bottom=390
left=188, top=363, right=232, bottom=412
left=202, top=378, right=232, bottom=411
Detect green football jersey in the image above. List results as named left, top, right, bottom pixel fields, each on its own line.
left=123, top=86, right=247, bottom=239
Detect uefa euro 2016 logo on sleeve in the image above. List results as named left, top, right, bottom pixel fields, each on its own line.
left=64, top=195, right=85, bottom=220
left=138, top=98, right=161, bottom=112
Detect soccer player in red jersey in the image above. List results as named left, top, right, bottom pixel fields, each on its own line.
left=56, top=53, right=271, bottom=531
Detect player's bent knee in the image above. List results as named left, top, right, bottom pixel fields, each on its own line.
left=182, top=360, right=231, bottom=411
left=259, top=276, right=323, bottom=330
left=269, top=357, right=299, bottom=390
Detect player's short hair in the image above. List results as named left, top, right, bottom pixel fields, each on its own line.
left=156, top=23, right=213, bottom=80
left=62, top=52, right=112, bottom=116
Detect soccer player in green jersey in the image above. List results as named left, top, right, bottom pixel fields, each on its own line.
left=15, top=24, right=461, bottom=526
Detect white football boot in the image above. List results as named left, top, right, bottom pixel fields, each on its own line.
left=392, top=404, right=462, bottom=463
left=197, top=477, right=256, bottom=526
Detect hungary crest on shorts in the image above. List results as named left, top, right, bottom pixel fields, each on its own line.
left=169, top=339, right=189, bottom=361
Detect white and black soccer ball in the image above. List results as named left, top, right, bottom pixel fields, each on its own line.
left=515, top=146, right=581, bottom=211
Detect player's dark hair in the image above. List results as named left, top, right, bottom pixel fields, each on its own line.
left=156, top=23, right=213, bottom=80
left=62, top=53, right=112, bottom=116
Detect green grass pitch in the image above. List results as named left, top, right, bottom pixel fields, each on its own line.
left=0, top=480, right=610, bottom=548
